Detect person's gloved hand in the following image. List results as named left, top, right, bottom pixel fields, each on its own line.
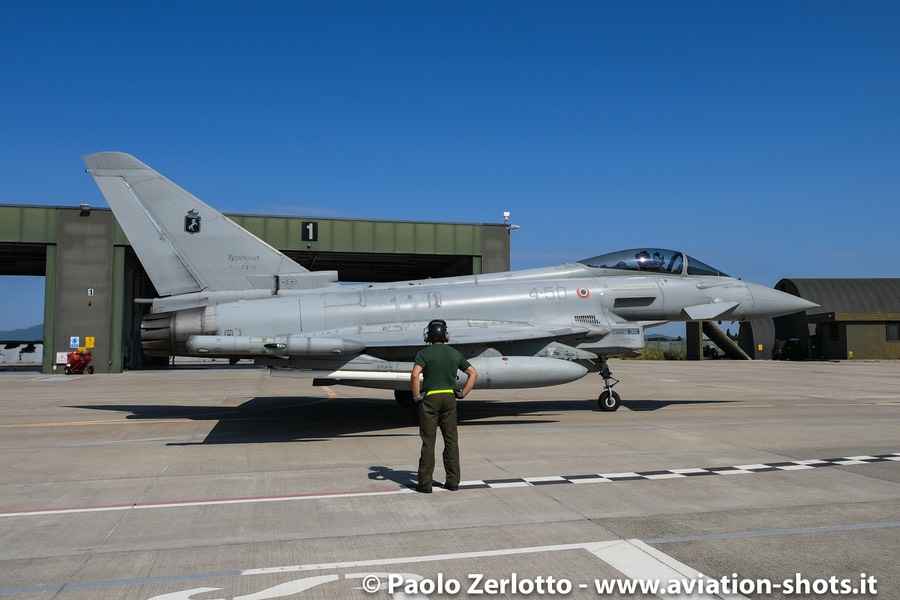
left=454, top=390, right=465, bottom=399
left=414, top=393, right=426, bottom=402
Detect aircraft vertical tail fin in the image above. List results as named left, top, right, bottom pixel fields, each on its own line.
left=84, top=152, right=315, bottom=296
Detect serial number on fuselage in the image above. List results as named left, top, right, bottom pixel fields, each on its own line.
left=528, top=286, right=569, bottom=300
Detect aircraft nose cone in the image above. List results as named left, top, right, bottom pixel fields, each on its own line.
left=745, top=282, right=818, bottom=318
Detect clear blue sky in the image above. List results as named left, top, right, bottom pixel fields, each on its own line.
left=1, top=1, right=898, bottom=332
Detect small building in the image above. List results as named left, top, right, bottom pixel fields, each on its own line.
left=740, top=279, right=900, bottom=360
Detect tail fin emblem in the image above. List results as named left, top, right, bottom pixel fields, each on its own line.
left=185, top=209, right=202, bottom=234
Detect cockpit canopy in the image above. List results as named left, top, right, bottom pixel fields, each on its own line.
left=577, top=248, right=730, bottom=277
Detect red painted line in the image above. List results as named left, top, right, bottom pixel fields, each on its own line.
left=0, top=487, right=412, bottom=518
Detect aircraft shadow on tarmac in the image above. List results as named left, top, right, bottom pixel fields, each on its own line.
left=69, top=396, right=736, bottom=445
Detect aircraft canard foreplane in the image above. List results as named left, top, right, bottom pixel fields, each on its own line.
left=84, top=152, right=817, bottom=411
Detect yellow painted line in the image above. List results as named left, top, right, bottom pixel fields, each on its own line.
left=321, top=386, right=342, bottom=399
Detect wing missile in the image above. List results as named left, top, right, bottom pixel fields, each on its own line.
left=468, top=356, right=588, bottom=389
left=277, top=356, right=589, bottom=390
left=186, top=335, right=366, bottom=357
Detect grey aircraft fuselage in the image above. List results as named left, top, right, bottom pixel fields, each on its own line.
left=84, top=152, right=817, bottom=410
left=178, top=259, right=788, bottom=359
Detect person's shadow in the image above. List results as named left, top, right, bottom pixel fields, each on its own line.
left=368, top=466, right=417, bottom=490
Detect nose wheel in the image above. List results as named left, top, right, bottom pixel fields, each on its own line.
left=598, top=389, right=621, bottom=411
left=597, top=359, right=621, bottom=411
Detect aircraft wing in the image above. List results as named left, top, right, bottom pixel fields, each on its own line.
left=347, top=321, right=605, bottom=349
left=183, top=321, right=607, bottom=361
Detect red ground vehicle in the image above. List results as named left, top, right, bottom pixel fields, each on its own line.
left=65, top=350, right=94, bottom=375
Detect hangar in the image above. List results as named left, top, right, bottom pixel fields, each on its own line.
left=739, top=278, right=900, bottom=360
left=0, top=204, right=510, bottom=373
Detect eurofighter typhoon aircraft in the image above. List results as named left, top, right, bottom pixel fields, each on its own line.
left=84, top=152, right=816, bottom=411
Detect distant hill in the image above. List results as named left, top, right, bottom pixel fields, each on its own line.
left=0, top=324, right=42, bottom=341
left=645, top=333, right=677, bottom=340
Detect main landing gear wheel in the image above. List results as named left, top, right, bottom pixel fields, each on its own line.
left=598, top=390, right=621, bottom=412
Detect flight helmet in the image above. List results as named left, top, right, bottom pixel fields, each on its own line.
left=423, top=319, right=449, bottom=343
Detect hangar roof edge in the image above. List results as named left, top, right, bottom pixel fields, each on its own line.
left=0, top=203, right=507, bottom=229
left=776, top=278, right=900, bottom=316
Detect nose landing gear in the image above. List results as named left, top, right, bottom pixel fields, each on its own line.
left=597, top=359, right=621, bottom=411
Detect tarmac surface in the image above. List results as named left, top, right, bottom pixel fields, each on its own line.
left=1, top=360, right=898, bottom=599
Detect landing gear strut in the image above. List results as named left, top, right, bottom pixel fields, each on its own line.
left=597, top=359, right=621, bottom=411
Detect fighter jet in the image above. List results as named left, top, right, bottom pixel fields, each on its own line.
left=84, top=152, right=817, bottom=411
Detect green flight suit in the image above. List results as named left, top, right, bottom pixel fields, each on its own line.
left=414, top=343, right=471, bottom=491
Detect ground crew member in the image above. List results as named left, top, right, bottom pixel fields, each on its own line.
left=410, top=319, right=477, bottom=493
